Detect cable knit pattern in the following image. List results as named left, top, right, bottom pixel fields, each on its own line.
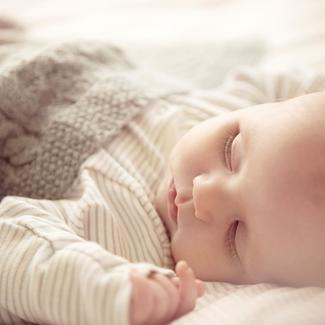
left=0, top=42, right=169, bottom=199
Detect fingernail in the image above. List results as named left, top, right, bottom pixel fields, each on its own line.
left=177, top=260, right=187, bottom=270
left=182, top=260, right=188, bottom=267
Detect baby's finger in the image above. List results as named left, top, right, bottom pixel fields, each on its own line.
left=172, top=276, right=205, bottom=297
left=174, top=261, right=197, bottom=317
left=173, top=266, right=205, bottom=297
left=171, top=277, right=180, bottom=287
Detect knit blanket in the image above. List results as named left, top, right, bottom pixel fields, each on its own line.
left=0, top=42, right=180, bottom=200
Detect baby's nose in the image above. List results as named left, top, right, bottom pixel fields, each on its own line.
left=192, top=174, right=230, bottom=223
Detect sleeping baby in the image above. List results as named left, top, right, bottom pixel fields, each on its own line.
left=155, top=86, right=325, bottom=288
left=1, top=63, right=325, bottom=325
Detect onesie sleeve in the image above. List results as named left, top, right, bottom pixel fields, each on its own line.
left=0, top=196, right=173, bottom=325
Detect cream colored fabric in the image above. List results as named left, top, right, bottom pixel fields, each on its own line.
left=1, top=66, right=325, bottom=325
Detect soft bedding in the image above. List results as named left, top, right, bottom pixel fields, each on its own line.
left=174, top=283, right=325, bottom=324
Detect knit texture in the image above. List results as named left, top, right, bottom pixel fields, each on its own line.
left=0, top=42, right=175, bottom=200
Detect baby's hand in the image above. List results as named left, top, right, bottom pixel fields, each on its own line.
left=130, top=261, right=205, bottom=325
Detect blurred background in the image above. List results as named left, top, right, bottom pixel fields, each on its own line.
left=1, top=0, right=325, bottom=89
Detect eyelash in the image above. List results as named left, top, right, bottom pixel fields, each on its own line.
left=223, top=127, right=239, bottom=171
left=226, top=220, right=239, bottom=259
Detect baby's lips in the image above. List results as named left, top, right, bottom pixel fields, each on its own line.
left=168, top=179, right=178, bottom=224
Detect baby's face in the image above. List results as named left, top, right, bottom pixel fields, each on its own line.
left=155, top=91, right=325, bottom=287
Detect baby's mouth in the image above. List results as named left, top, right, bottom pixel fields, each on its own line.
left=168, top=179, right=178, bottom=225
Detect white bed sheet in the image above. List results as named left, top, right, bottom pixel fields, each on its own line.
left=174, top=282, right=325, bottom=324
